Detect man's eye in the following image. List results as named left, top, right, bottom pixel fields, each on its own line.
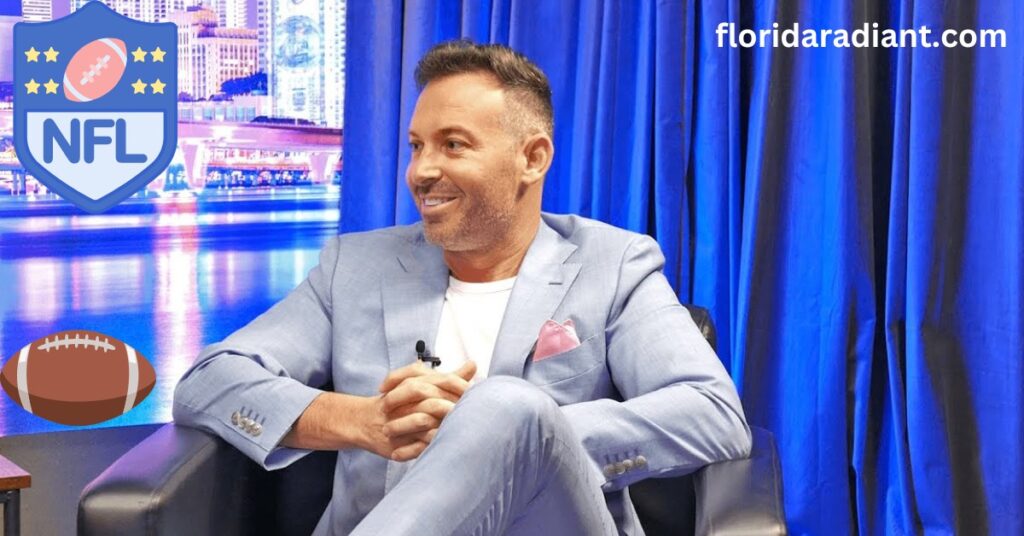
left=409, top=141, right=422, bottom=151
left=446, top=140, right=466, bottom=151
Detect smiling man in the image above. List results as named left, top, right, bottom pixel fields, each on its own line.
left=173, top=41, right=751, bottom=535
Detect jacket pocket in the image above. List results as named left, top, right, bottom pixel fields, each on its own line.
left=525, top=333, right=603, bottom=386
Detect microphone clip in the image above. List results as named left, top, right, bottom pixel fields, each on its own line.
left=415, top=340, right=441, bottom=369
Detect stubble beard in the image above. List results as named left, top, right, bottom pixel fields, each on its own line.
left=424, top=196, right=517, bottom=253
left=423, top=179, right=519, bottom=253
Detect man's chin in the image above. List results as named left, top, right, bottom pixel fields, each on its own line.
left=422, top=223, right=455, bottom=248
left=423, top=224, right=476, bottom=252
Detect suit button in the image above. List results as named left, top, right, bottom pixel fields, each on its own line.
left=252, top=423, right=262, bottom=436
left=622, top=459, right=634, bottom=471
left=635, top=455, right=647, bottom=468
left=614, top=462, right=627, bottom=475
left=603, top=464, right=616, bottom=477
left=231, top=411, right=241, bottom=425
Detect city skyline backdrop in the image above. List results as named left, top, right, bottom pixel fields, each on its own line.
left=3, top=0, right=346, bottom=127
left=37, top=0, right=261, bottom=27
left=1, top=0, right=345, bottom=201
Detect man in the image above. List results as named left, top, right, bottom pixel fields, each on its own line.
left=173, top=41, right=751, bottom=535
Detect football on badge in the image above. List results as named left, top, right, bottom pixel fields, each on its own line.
left=63, top=37, right=128, bottom=103
left=0, top=330, right=156, bottom=425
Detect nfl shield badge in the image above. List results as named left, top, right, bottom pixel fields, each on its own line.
left=13, top=2, right=177, bottom=214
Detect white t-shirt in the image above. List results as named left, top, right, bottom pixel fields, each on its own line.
left=432, top=275, right=516, bottom=381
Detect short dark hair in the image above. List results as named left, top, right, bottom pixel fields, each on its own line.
left=415, top=40, right=554, bottom=138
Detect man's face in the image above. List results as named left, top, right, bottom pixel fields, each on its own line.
left=406, top=72, right=524, bottom=252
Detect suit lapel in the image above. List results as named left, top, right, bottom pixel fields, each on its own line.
left=381, top=229, right=448, bottom=493
left=381, top=231, right=449, bottom=374
left=489, top=221, right=581, bottom=378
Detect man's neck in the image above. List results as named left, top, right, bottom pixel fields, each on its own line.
left=444, top=217, right=540, bottom=283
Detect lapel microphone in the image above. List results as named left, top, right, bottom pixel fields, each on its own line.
left=416, top=340, right=441, bottom=369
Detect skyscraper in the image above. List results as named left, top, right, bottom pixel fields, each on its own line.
left=168, top=7, right=258, bottom=100
left=265, top=0, right=345, bottom=127
left=70, top=0, right=198, bottom=23
left=256, top=0, right=269, bottom=73
left=20, top=0, right=51, bottom=21
left=206, top=0, right=246, bottom=29
left=0, top=4, right=21, bottom=82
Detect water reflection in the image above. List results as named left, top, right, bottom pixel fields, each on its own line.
left=0, top=203, right=337, bottom=436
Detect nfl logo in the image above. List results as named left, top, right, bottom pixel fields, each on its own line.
left=12, top=2, right=177, bottom=214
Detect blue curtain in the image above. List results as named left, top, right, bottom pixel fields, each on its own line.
left=342, top=1, right=1024, bottom=534
left=343, top=0, right=691, bottom=290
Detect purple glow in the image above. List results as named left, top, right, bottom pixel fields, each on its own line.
left=0, top=197, right=338, bottom=436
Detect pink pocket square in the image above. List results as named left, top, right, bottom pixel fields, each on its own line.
left=533, top=319, right=581, bottom=362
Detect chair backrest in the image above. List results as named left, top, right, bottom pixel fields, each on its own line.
left=268, top=305, right=719, bottom=535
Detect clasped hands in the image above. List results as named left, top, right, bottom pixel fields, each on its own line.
left=361, top=361, right=477, bottom=462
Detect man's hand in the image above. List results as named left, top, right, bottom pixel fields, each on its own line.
left=360, top=361, right=477, bottom=461
left=280, top=361, right=476, bottom=461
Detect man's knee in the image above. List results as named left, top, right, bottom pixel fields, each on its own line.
left=457, top=376, right=561, bottom=432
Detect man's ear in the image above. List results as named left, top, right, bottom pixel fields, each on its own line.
left=519, top=133, right=554, bottom=186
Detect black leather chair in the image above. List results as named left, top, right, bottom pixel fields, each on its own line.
left=78, top=307, right=786, bottom=535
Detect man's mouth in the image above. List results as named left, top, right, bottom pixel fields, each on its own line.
left=420, top=195, right=458, bottom=210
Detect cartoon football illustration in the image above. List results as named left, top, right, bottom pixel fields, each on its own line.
left=62, top=37, right=128, bottom=103
left=1, top=330, right=156, bottom=425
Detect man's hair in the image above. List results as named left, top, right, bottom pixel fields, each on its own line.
left=415, top=40, right=554, bottom=139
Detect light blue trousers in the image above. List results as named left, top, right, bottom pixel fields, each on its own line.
left=350, top=376, right=618, bottom=535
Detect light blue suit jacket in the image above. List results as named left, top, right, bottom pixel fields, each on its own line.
left=173, top=213, right=751, bottom=535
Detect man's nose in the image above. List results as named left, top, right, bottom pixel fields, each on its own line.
left=409, top=150, right=443, bottom=185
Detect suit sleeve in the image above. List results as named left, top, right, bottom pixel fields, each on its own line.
left=172, top=236, right=340, bottom=470
left=560, top=235, right=752, bottom=492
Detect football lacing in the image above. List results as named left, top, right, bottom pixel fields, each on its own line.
left=37, top=333, right=116, bottom=352
left=80, top=54, right=111, bottom=87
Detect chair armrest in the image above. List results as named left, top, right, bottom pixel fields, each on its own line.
left=78, top=423, right=268, bottom=536
left=694, top=426, right=787, bottom=535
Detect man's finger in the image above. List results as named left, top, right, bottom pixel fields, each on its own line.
left=391, top=429, right=438, bottom=459
left=381, top=381, right=458, bottom=413
left=378, top=362, right=430, bottom=393
left=417, top=428, right=438, bottom=444
left=366, top=430, right=420, bottom=460
left=398, top=372, right=471, bottom=398
left=379, top=360, right=478, bottom=394
left=396, top=429, right=437, bottom=447
left=382, top=412, right=441, bottom=438
left=455, top=361, right=477, bottom=382
left=391, top=441, right=428, bottom=462
left=386, top=397, right=456, bottom=421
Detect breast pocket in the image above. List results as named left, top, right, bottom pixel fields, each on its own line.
left=524, top=333, right=604, bottom=386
